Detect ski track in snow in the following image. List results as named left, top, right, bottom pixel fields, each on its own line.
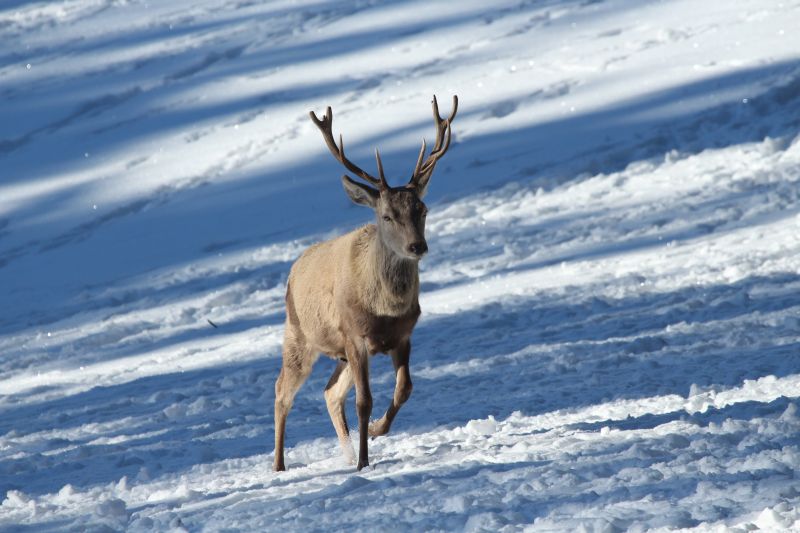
left=1, top=0, right=800, bottom=531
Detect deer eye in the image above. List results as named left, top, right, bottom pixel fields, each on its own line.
left=383, top=215, right=392, bottom=222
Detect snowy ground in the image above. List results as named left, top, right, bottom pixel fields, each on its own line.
left=2, top=0, right=800, bottom=531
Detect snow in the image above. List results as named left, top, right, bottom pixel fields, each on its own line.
left=2, top=0, right=800, bottom=530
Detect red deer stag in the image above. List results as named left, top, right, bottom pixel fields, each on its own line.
left=273, top=95, right=458, bottom=471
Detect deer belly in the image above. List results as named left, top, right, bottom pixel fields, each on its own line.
left=308, top=323, right=347, bottom=359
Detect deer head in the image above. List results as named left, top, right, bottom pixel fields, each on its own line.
left=310, top=95, right=458, bottom=261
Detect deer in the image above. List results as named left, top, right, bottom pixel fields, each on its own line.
left=273, top=95, right=458, bottom=471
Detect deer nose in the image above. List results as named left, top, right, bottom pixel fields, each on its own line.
left=408, top=241, right=428, bottom=256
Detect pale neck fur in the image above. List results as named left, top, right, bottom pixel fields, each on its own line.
left=355, top=225, right=419, bottom=316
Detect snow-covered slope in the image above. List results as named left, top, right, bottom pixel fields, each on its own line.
left=2, top=0, right=800, bottom=531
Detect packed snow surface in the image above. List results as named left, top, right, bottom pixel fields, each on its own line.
left=2, top=0, right=800, bottom=531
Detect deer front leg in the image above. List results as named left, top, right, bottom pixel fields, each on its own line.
left=369, top=339, right=412, bottom=438
left=346, top=339, right=372, bottom=470
left=324, top=360, right=355, bottom=465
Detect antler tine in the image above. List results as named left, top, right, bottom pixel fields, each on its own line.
left=447, top=94, right=459, bottom=121
left=411, top=138, right=427, bottom=178
left=431, top=96, right=444, bottom=151
left=423, top=121, right=451, bottom=163
left=374, top=148, right=389, bottom=189
left=408, top=95, right=458, bottom=188
left=309, top=106, right=384, bottom=189
left=431, top=95, right=458, bottom=152
left=416, top=122, right=451, bottom=177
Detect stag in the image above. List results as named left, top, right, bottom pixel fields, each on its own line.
left=273, top=95, right=458, bottom=471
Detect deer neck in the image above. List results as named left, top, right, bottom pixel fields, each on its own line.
left=359, top=226, right=419, bottom=315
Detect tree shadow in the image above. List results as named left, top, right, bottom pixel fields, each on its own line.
left=1, top=267, right=797, bottom=498
left=0, top=0, right=573, bottom=159
left=2, top=56, right=799, bottom=342
left=422, top=180, right=800, bottom=295
left=241, top=396, right=797, bottom=530
left=387, top=272, right=800, bottom=430
left=2, top=0, right=800, bottom=514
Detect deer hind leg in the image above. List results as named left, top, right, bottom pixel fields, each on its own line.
left=369, top=339, right=412, bottom=438
left=324, top=359, right=355, bottom=465
left=273, top=338, right=317, bottom=472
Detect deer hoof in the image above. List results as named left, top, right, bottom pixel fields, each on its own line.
left=368, top=419, right=389, bottom=438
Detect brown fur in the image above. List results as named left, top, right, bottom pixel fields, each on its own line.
left=274, top=95, right=456, bottom=472
left=274, top=222, right=421, bottom=471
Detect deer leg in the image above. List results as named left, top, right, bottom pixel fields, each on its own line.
left=369, top=339, right=412, bottom=438
left=273, top=339, right=316, bottom=472
left=346, top=340, right=372, bottom=470
left=324, top=359, right=355, bottom=465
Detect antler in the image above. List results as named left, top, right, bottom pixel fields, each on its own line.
left=409, top=95, right=458, bottom=188
left=309, top=106, right=389, bottom=190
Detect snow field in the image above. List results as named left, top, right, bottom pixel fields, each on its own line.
left=1, top=0, right=800, bottom=531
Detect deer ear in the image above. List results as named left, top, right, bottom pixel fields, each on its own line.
left=342, top=175, right=379, bottom=208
